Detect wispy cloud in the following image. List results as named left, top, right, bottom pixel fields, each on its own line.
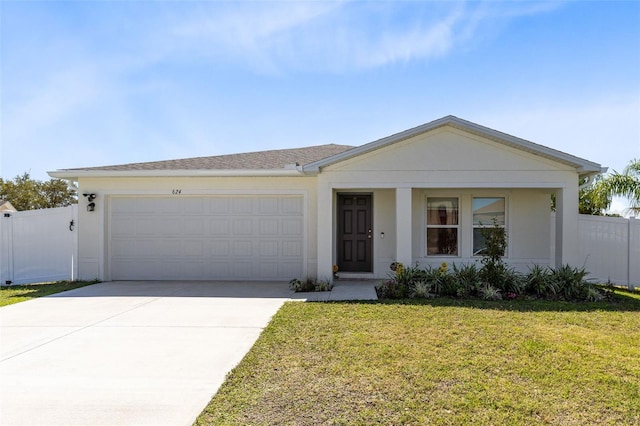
left=165, top=1, right=564, bottom=73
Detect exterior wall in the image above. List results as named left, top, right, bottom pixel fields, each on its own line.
left=411, top=188, right=553, bottom=273
left=76, top=175, right=317, bottom=281
left=318, top=126, right=581, bottom=279
left=327, top=127, right=578, bottom=185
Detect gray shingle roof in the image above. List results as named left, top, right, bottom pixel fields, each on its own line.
left=63, top=144, right=355, bottom=171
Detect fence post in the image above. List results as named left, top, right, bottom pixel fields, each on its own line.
left=1, top=212, right=14, bottom=285
left=630, top=217, right=638, bottom=291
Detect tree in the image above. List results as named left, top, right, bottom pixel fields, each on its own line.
left=0, top=172, right=77, bottom=211
left=592, top=159, right=640, bottom=216
left=578, top=175, right=611, bottom=215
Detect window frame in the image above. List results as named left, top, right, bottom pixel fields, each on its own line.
left=425, top=196, right=460, bottom=257
left=472, top=196, right=507, bottom=257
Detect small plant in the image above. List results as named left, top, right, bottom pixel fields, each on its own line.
left=376, top=279, right=406, bottom=299
left=315, top=279, right=333, bottom=292
left=585, top=286, right=604, bottom=302
left=289, top=277, right=333, bottom=292
left=479, top=285, right=502, bottom=300
left=411, top=280, right=434, bottom=299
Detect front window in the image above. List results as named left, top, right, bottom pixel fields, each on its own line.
left=473, top=197, right=505, bottom=256
left=426, top=198, right=459, bottom=255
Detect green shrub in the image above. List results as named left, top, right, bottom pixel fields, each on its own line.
left=451, top=263, right=481, bottom=297
left=549, top=264, right=591, bottom=300
left=525, top=264, right=556, bottom=298
left=376, top=279, right=407, bottom=299
left=289, top=277, right=333, bottom=292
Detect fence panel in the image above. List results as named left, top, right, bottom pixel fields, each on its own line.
left=0, top=206, right=78, bottom=285
left=577, top=214, right=638, bottom=290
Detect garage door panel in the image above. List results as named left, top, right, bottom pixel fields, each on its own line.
left=136, top=219, right=160, bottom=236
left=259, top=219, right=279, bottom=235
left=282, top=240, right=303, bottom=257
left=232, top=241, right=253, bottom=256
left=110, top=196, right=303, bottom=281
left=158, top=218, right=182, bottom=236
left=258, top=241, right=279, bottom=256
left=185, top=219, right=205, bottom=235
left=159, top=240, right=182, bottom=257
left=259, top=198, right=279, bottom=214
left=280, top=262, right=303, bottom=278
left=211, top=241, right=230, bottom=256
left=156, top=260, right=184, bottom=280
left=111, top=218, right=136, bottom=235
left=232, top=198, right=252, bottom=214
left=282, top=197, right=303, bottom=214
left=282, top=219, right=302, bottom=235
left=184, top=240, right=205, bottom=257
left=184, top=262, right=208, bottom=280
left=233, top=219, right=253, bottom=235
left=210, top=219, right=230, bottom=235
left=209, top=198, right=230, bottom=214
left=232, top=262, right=254, bottom=278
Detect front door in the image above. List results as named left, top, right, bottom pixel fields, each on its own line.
left=337, top=193, right=373, bottom=272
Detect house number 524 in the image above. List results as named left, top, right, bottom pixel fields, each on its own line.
left=172, top=189, right=182, bottom=195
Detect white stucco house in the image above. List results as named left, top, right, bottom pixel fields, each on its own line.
left=49, top=116, right=603, bottom=282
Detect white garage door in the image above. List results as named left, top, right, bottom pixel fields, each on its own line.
left=109, top=196, right=304, bottom=280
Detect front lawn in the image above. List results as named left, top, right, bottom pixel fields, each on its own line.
left=0, top=280, right=98, bottom=307
left=196, top=291, right=640, bottom=425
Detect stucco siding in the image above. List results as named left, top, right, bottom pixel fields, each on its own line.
left=327, top=128, right=574, bottom=174
left=406, top=188, right=555, bottom=274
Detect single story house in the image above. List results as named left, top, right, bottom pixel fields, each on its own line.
left=49, top=115, right=604, bottom=282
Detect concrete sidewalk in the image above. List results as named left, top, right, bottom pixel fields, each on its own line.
left=291, top=280, right=379, bottom=301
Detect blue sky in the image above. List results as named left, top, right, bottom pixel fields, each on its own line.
left=1, top=1, right=638, bottom=211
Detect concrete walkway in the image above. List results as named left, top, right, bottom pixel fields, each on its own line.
left=0, top=280, right=377, bottom=426
left=291, top=280, right=379, bottom=301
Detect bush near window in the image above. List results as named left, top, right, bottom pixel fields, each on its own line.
left=376, top=262, right=604, bottom=302
left=377, top=220, right=604, bottom=302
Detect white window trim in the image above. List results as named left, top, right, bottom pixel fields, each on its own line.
left=425, top=196, right=461, bottom=257
left=471, top=195, right=508, bottom=258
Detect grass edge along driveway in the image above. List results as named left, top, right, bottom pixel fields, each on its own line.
left=0, top=281, right=99, bottom=307
left=196, top=291, right=640, bottom=425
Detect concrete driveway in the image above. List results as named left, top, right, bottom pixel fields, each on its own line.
left=0, top=281, right=293, bottom=426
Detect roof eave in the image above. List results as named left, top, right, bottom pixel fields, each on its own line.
left=48, top=168, right=314, bottom=181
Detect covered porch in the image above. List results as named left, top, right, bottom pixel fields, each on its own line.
left=316, top=184, right=578, bottom=282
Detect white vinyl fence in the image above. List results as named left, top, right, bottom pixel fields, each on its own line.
left=0, top=205, right=78, bottom=285
left=576, top=214, right=639, bottom=290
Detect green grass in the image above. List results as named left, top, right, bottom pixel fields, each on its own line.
left=196, top=291, right=640, bottom=425
left=0, top=280, right=99, bottom=307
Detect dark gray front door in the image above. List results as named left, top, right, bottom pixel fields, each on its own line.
left=337, top=193, right=372, bottom=272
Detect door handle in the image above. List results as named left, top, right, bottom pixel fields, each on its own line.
left=368, top=229, right=372, bottom=239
